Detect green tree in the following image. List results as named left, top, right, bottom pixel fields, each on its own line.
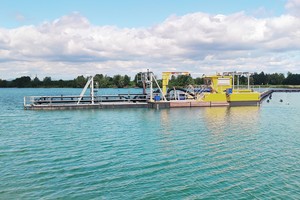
left=133, top=73, right=145, bottom=88
left=113, top=75, right=124, bottom=88
left=269, top=73, right=285, bottom=85
left=0, top=79, right=8, bottom=87
left=12, top=76, right=32, bottom=87
left=123, top=75, right=131, bottom=87
left=57, top=79, right=66, bottom=88
left=32, top=77, right=41, bottom=87
left=194, top=77, right=204, bottom=85
left=168, top=75, right=177, bottom=88
left=43, top=77, right=52, bottom=87
left=239, top=76, right=247, bottom=85
left=168, top=75, right=194, bottom=87
left=74, top=75, right=87, bottom=88
left=253, top=72, right=268, bottom=85
left=283, top=72, right=300, bottom=85
left=178, top=75, right=194, bottom=86
left=94, top=74, right=111, bottom=88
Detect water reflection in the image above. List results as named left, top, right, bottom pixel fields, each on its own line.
left=156, top=106, right=261, bottom=152
left=203, top=106, right=260, bottom=135
left=158, top=106, right=260, bottom=135
left=160, top=109, right=171, bottom=132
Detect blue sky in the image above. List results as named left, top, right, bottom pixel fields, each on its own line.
left=0, top=0, right=286, bottom=28
left=0, top=0, right=299, bottom=79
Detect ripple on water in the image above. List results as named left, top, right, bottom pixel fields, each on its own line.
left=1, top=90, right=300, bottom=199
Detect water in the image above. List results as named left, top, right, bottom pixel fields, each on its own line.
left=0, top=88, right=300, bottom=199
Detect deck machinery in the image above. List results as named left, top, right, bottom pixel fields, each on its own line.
left=162, top=71, right=190, bottom=95
left=24, top=71, right=261, bottom=110
left=200, top=72, right=260, bottom=106
left=139, top=71, right=260, bottom=106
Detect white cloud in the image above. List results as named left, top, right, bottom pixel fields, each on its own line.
left=0, top=11, right=300, bottom=79
left=285, top=0, right=300, bottom=17
left=15, top=13, right=26, bottom=22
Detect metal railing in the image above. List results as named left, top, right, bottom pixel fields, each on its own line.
left=24, top=94, right=148, bottom=108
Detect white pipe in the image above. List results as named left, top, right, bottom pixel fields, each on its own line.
left=237, top=75, right=239, bottom=90
left=91, top=77, right=94, bottom=104
left=77, top=76, right=93, bottom=104
left=247, top=73, right=250, bottom=90
left=150, top=72, right=153, bottom=102
left=152, top=75, right=167, bottom=101
left=232, top=72, right=235, bottom=90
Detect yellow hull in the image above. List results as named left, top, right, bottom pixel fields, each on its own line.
left=202, top=93, right=227, bottom=102
left=227, top=92, right=260, bottom=102
left=202, top=91, right=260, bottom=104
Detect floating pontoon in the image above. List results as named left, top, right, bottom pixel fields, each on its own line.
left=24, top=71, right=300, bottom=110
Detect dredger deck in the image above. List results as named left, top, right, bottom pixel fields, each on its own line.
left=24, top=71, right=300, bottom=110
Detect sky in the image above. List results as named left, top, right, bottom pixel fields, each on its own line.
left=0, top=0, right=300, bottom=79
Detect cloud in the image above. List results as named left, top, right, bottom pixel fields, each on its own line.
left=285, top=0, right=300, bottom=17
left=15, top=13, right=26, bottom=22
left=0, top=11, right=300, bottom=79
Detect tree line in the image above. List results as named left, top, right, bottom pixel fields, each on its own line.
left=0, top=74, right=133, bottom=88
left=0, top=72, right=300, bottom=88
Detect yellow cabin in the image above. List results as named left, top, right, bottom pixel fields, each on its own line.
left=202, top=72, right=260, bottom=106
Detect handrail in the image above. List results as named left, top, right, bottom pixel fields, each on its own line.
left=24, top=94, right=149, bottom=107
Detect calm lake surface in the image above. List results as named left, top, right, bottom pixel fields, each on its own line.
left=1, top=88, right=300, bottom=199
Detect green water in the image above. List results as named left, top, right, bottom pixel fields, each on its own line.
left=0, top=88, right=299, bottom=199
